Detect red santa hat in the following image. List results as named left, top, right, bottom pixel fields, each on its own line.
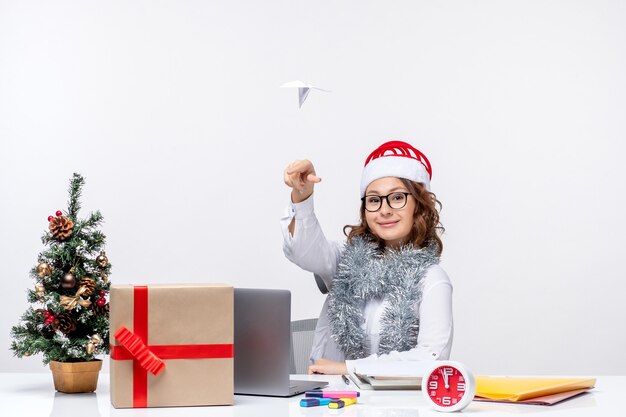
left=360, top=140, right=432, bottom=197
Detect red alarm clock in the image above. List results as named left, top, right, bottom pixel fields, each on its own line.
left=422, top=361, right=476, bottom=412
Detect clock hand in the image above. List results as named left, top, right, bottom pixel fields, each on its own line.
left=441, top=368, right=450, bottom=389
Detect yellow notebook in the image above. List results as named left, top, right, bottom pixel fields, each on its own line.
left=475, top=376, right=596, bottom=401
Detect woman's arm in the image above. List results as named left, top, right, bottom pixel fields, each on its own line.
left=281, top=159, right=343, bottom=288
left=280, top=195, right=343, bottom=288
left=307, top=358, right=348, bottom=375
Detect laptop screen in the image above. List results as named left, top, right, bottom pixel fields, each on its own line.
left=234, top=288, right=292, bottom=395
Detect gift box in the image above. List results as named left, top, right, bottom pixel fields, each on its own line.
left=109, top=284, right=233, bottom=408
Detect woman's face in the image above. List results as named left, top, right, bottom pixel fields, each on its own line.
left=364, top=177, right=416, bottom=248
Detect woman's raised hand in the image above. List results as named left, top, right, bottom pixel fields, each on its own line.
left=283, top=159, right=321, bottom=203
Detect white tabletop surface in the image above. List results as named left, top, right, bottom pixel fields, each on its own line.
left=0, top=373, right=621, bottom=417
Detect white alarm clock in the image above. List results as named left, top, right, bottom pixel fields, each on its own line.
left=422, top=361, right=476, bottom=412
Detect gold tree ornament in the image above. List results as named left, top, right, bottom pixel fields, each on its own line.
left=60, top=273, right=76, bottom=289
left=59, top=285, right=92, bottom=310
left=48, top=216, right=74, bottom=241
left=96, top=251, right=108, bottom=268
left=85, top=342, right=95, bottom=354
left=78, top=276, right=96, bottom=296
left=35, top=284, right=45, bottom=297
left=90, top=334, right=102, bottom=345
left=36, top=262, right=52, bottom=277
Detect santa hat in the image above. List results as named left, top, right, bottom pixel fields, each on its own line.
left=360, top=140, right=432, bottom=197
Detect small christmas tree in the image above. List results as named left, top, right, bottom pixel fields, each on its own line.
left=11, top=173, right=111, bottom=363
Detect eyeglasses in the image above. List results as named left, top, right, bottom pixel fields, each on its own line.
left=361, top=192, right=411, bottom=212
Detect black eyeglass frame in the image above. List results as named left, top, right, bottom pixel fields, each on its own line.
left=360, top=192, right=411, bottom=213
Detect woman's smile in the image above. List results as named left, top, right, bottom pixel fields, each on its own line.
left=377, top=220, right=400, bottom=228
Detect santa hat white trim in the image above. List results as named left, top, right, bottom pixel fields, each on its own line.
left=360, top=141, right=432, bottom=197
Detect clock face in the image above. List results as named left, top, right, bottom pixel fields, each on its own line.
left=424, top=365, right=470, bottom=409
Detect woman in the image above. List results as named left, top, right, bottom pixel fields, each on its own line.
left=281, top=141, right=453, bottom=375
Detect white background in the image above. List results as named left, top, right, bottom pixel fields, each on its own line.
left=1, top=1, right=625, bottom=375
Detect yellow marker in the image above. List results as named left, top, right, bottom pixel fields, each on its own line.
left=328, top=397, right=357, bottom=409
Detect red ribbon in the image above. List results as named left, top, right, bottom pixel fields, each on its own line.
left=113, top=326, right=166, bottom=376
left=110, top=286, right=234, bottom=408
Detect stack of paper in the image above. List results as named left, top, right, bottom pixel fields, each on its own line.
left=347, top=361, right=434, bottom=390
left=351, top=373, right=422, bottom=390
left=474, top=376, right=596, bottom=405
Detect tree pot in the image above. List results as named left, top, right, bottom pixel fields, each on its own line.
left=49, top=359, right=102, bottom=393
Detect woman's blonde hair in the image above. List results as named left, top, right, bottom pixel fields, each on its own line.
left=343, top=178, right=444, bottom=255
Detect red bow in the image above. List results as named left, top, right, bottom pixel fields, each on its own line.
left=114, top=326, right=165, bottom=375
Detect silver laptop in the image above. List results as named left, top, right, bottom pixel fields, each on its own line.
left=234, top=288, right=328, bottom=396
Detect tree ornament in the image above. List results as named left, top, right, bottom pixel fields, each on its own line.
left=36, top=262, right=52, bottom=277
left=47, top=216, right=53, bottom=221
left=59, top=286, right=92, bottom=310
left=60, top=273, right=76, bottom=289
left=91, top=301, right=109, bottom=317
left=78, top=276, right=96, bottom=296
left=99, top=290, right=106, bottom=297
left=97, top=298, right=106, bottom=307
left=45, top=312, right=56, bottom=325
left=90, top=334, right=102, bottom=345
left=55, top=210, right=62, bottom=217
left=96, top=251, right=108, bottom=268
left=48, top=215, right=74, bottom=241
left=85, top=342, right=95, bottom=354
left=35, top=284, right=45, bottom=297
left=52, top=313, right=77, bottom=334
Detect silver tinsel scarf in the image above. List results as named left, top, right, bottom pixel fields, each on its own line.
left=327, top=236, right=440, bottom=359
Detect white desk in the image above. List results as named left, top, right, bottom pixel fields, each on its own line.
left=1, top=373, right=621, bottom=417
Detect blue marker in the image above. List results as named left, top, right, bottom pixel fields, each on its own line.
left=300, top=398, right=333, bottom=407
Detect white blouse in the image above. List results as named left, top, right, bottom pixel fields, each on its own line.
left=281, top=195, right=454, bottom=372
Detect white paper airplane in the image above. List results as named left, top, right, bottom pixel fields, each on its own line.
left=280, top=80, right=331, bottom=108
